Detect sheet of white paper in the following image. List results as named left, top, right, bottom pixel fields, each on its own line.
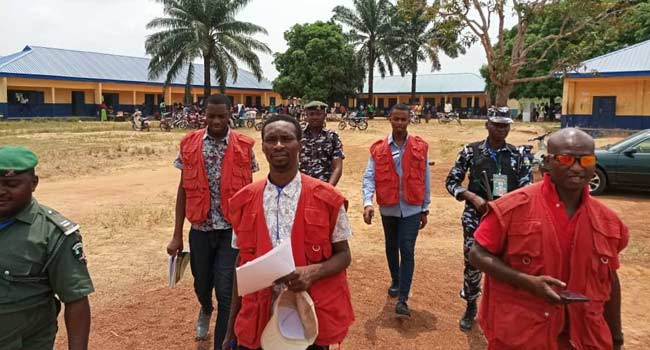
left=277, top=306, right=306, bottom=340
left=236, top=239, right=296, bottom=296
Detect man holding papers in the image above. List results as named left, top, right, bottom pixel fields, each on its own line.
left=224, top=114, right=354, bottom=350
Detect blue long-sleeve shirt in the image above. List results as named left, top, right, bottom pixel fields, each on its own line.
left=362, top=133, right=431, bottom=218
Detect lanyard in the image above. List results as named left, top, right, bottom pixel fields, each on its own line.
left=486, top=147, right=501, bottom=174
left=0, top=219, right=16, bottom=231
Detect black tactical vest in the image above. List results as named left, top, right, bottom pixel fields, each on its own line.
left=467, top=141, right=522, bottom=200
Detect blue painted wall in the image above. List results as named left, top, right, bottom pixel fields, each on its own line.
left=4, top=103, right=100, bottom=118
left=562, top=115, right=650, bottom=130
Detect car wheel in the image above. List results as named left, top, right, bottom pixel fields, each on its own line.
left=589, top=168, right=607, bottom=195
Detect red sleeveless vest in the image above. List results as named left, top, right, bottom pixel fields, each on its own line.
left=370, top=135, right=428, bottom=206
left=480, top=182, right=627, bottom=350
left=226, top=174, right=354, bottom=348
left=180, top=129, right=254, bottom=224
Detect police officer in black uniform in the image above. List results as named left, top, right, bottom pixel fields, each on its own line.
left=445, top=116, right=532, bottom=331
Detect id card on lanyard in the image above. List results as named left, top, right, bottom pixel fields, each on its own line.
left=487, top=147, right=508, bottom=198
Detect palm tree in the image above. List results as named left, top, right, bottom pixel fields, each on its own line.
left=333, top=0, right=396, bottom=108
left=145, top=0, right=271, bottom=99
left=391, top=0, right=465, bottom=104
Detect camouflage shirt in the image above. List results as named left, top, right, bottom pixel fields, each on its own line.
left=299, top=128, right=345, bottom=182
left=446, top=138, right=532, bottom=205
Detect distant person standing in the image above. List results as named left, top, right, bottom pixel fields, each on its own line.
left=444, top=101, right=453, bottom=115
left=424, top=102, right=432, bottom=123
left=99, top=101, right=108, bottom=122
left=445, top=115, right=532, bottom=331
left=299, top=101, right=345, bottom=186
left=166, top=94, right=258, bottom=349
left=362, top=103, right=431, bottom=316
left=18, top=94, right=30, bottom=118
left=0, top=146, right=94, bottom=350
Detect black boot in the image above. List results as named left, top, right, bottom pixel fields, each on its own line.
left=459, top=300, right=477, bottom=332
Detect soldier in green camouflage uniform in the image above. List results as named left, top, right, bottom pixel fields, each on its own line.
left=299, top=101, right=345, bottom=186
left=0, top=146, right=94, bottom=350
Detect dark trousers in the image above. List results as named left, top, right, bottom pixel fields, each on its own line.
left=189, top=227, right=238, bottom=350
left=238, top=345, right=329, bottom=350
left=460, top=206, right=482, bottom=302
left=381, top=214, right=421, bottom=302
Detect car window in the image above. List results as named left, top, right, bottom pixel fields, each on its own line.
left=608, top=131, right=648, bottom=153
left=636, top=139, right=650, bottom=154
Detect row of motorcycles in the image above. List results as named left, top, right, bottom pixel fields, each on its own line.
left=158, top=111, right=205, bottom=132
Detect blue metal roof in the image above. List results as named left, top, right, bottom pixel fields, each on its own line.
left=0, top=45, right=273, bottom=90
left=362, top=73, right=486, bottom=94
left=569, top=39, right=650, bottom=78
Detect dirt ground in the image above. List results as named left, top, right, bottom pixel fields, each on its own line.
left=3, top=119, right=648, bottom=349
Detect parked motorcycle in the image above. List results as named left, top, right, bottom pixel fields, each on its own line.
left=131, top=111, right=150, bottom=132
left=160, top=116, right=172, bottom=132
left=338, top=112, right=368, bottom=130
left=527, top=132, right=551, bottom=174
left=438, top=111, right=462, bottom=125
left=409, top=111, right=421, bottom=124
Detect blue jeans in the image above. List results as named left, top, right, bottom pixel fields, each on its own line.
left=381, top=214, right=421, bottom=302
left=189, top=228, right=238, bottom=350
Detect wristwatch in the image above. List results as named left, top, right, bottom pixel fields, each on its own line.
left=421, top=210, right=429, bottom=215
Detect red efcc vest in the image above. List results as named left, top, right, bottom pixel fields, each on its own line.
left=479, top=182, right=627, bottom=350
left=226, top=174, right=354, bottom=349
left=370, top=135, right=428, bottom=206
left=180, top=129, right=254, bottom=224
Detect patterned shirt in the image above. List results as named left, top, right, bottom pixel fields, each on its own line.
left=174, top=129, right=259, bottom=231
left=299, top=128, right=345, bottom=182
left=446, top=138, right=532, bottom=202
left=232, top=173, right=352, bottom=249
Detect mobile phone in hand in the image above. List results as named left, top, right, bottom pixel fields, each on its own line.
left=558, top=290, right=589, bottom=303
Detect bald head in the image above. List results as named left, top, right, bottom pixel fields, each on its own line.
left=547, top=128, right=595, bottom=154
left=546, top=128, right=596, bottom=193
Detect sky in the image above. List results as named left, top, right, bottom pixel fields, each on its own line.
left=0, top=0, right=516, bottom=81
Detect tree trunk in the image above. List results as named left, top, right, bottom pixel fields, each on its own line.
left=410, top=63, right=417, bottom=104
left=495, top=83, right=513, bottom=107
left=203, top=54, right=211, bottom=101
left=367, top=39, right=374, bottom=118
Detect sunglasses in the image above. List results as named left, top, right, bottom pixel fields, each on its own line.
left=545, top=154, right=597, bottom=167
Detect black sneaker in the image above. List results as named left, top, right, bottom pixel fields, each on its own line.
left=395, top=300, right=411, bottom=317
left=387, top=284, right=399, bottom=298
left=459, top=301, right=477, bottom=332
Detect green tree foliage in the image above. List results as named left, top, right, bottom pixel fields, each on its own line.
left=391, top=0, right=466, bottom=103
left=509, top=0, right=650, bottom=101
left=272, top=21, right=364, bottom=104
left=435, top=0, right=635, bottom=106
left=333, top=0, right=396, bottom=106
left=145, top=0, right=271, bottom=98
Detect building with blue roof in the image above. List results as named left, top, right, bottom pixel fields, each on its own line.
left=354, top=73, right=487, bottom=115
left=562, top=39, right=650, bottom=129
left=0, top=45, right=281, bottom=119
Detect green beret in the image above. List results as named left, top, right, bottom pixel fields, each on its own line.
left=0, top=146, right=38, bottom=177
left=304, top=101, right=328, bottom=110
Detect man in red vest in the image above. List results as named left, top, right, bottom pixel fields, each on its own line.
left=362, top=103, right=431, bottom=317
left=222, top=114, right=354, bottom=350
left=470, top=128, right=628, bottom=350
left=166, top=94, right=258, bottom=349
